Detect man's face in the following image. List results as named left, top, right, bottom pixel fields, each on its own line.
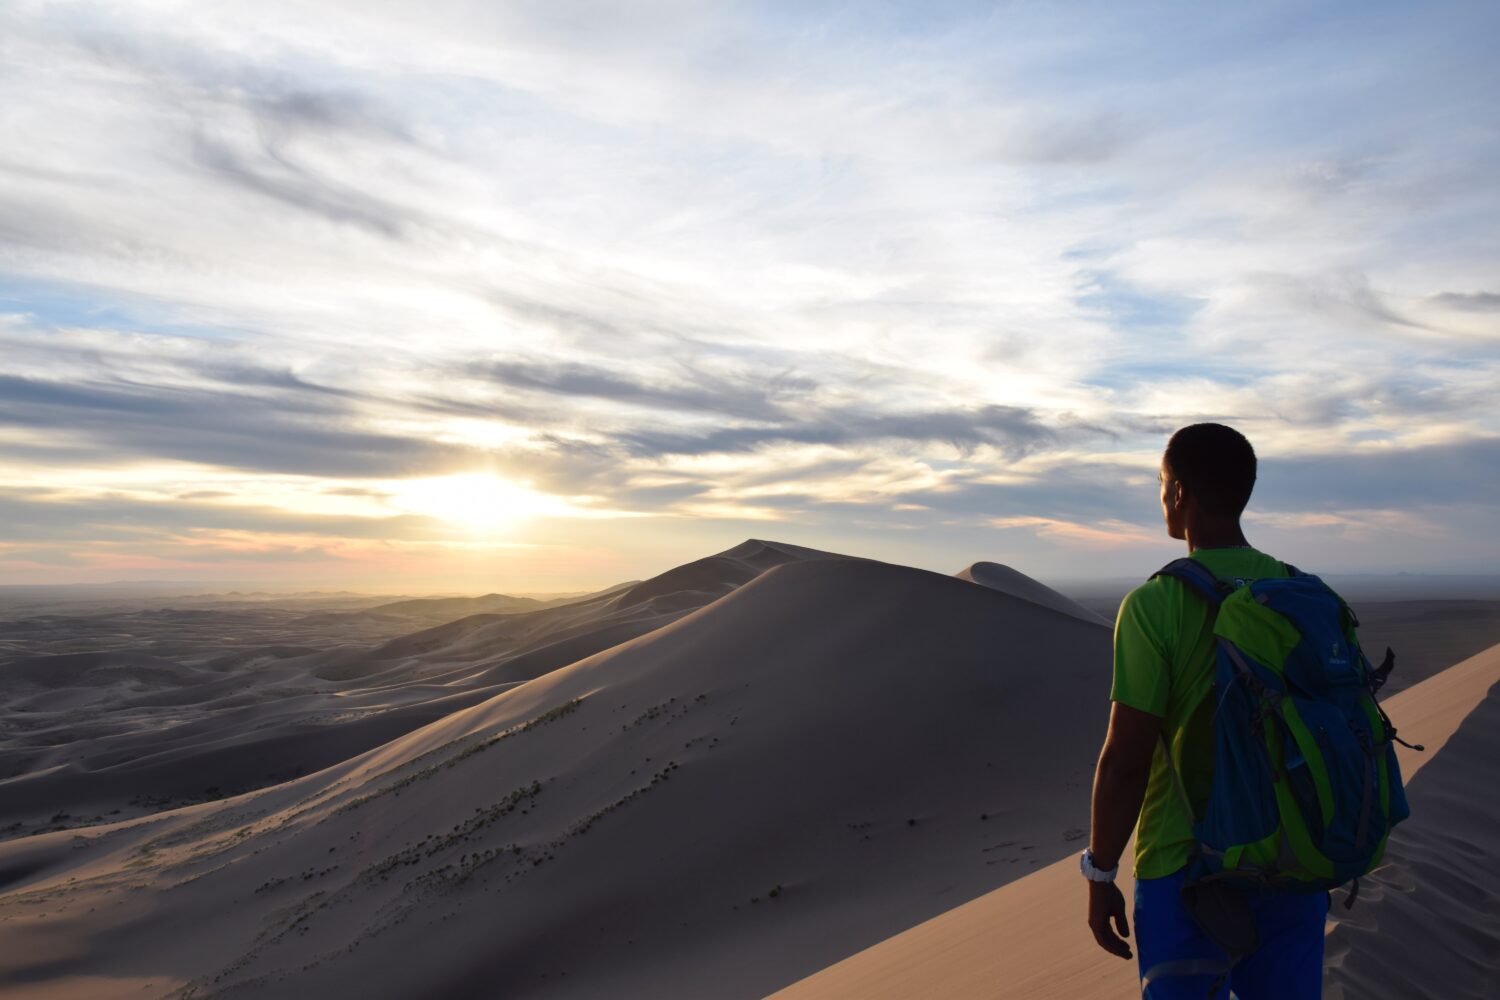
left=1159, top=459, right=1185, bottom=540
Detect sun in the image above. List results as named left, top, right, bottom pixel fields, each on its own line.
left=388, top=473, right=570, bottom=531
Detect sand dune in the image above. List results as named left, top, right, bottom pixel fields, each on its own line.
left=363, top=593, right=551, bottom=620
left=0, top=547, right=812, bottom=836
left=1343, top=599, right=1500, bottom=697
left=955, top=562, right=1112, bottom=628
left=772, top=640, right=1500, bottom=999
left=0, top=551, right=1109, bottom=998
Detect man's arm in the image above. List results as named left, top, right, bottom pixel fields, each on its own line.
left=1085, top=700, right=1162, bottom=960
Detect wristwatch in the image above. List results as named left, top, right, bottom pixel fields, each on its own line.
left=1079, top=849, right=1118, bottom=883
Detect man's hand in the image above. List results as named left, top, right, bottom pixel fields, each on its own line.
left=1087, top=880, right=1132, bottom=959
left=1085, top=700, right=1157, bottom=960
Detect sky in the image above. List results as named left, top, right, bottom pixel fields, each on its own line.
left=1, top=0, right=1497, bottom=593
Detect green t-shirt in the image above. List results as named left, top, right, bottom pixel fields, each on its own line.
left=1110, top=547, right=1289, bottom=879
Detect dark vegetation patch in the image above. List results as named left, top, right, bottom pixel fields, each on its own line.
left=359, top=781, right=544, bottom=883
left=333, top=698, right=583, bottom=817
left=620, top=692, right=708, bottom=732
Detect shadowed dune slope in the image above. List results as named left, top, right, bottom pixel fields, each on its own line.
left=1323, top=661, right=1500, bottom=998
left=365, top=593, right=547, bottom=619
left=772, top=640, right=1500, bottom=1000
left=0, top=555, right=1110, bottom=999
left=955, top=562, right=1112, bottom=628
left=292, top=587, right=634, bottom=631
left=2, top=650, right=206, bottom=689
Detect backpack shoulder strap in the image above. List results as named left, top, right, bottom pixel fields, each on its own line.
left=1152, top=557, right=1235, bottom=609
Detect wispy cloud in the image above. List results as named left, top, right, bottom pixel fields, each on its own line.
left=988, top=515, right=1160, bottom=549
left=1427, top=291, right=1500, bottom=313
left=469, top=358, right=813, bottom=422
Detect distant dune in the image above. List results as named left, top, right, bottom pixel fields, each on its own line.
left=323, top=587, right=637, bottom=625
left=955, top=561, right=1113, bottom=627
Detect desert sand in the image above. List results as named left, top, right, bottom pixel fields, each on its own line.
left=0, top=540, right=1494, bottom=998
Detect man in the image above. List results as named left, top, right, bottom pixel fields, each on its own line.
left=1082, top=423, right=1328, bottom=998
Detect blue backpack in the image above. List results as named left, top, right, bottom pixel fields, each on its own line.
left=1155, top=558, right=1419, bottom=906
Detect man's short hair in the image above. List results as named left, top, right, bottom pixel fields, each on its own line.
left=1163, top=423, right=1257, bottom=517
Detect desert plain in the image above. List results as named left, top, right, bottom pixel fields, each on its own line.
left=1, top=539, right=1497, bottom=998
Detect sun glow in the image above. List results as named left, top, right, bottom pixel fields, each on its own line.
left=387, top=474, right=577, bottom=531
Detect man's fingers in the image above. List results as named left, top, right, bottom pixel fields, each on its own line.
left=1089, top=917, right=1133, bottom=959
left=1086, top=884, right=1134, bottom=960
left=1091, top=925, right=1132, bottom=959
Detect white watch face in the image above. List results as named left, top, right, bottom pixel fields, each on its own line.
left=1081, top=850, right=1114, bottom=881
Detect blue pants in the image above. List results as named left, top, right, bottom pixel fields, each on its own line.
left=1134, top=868, right=1328, bottom=999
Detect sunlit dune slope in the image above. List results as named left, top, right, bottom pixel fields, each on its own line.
left=0, top=543, right=820, bottom=832
left=0, top=551, right=1110, bottom=999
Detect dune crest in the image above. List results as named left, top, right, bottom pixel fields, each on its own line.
left=955, top=561, right=1111, bottom=627
left=609, top=537, right=841, bottom=610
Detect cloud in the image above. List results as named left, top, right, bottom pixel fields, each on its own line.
left=470, top=358, right=814, bottom=422
left=55, top=6, right=415, bottom=147
left=1427, top=291, right=1500, bottom=312
left=188, top=128, right=415, bottom=239
left=988, top=515, right=1159, bottom=548
left=1253, top=271, right=1436, bottom=335
left=0, top=372, right=470, bottom=478
left=1243, top=508, right=1442, bottom=539
left=1257, top=437, right=1500, bottom=510
left=615, top=403, right=1062, bottom=458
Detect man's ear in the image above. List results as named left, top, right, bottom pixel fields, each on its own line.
left=1170, top=479, right=1187, bottom=511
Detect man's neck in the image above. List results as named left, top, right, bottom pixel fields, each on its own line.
left=1184, top=520, right=1250, bottom=553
